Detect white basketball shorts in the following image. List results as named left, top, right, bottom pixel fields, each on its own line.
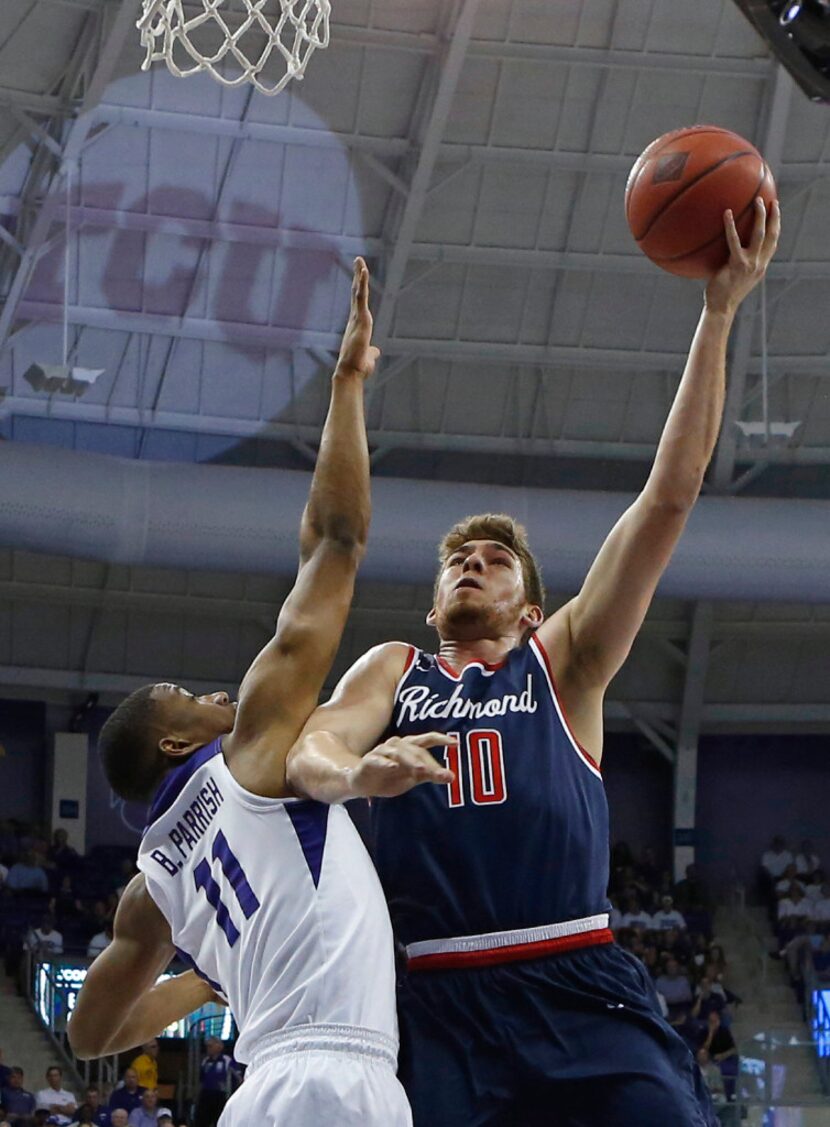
left=218, top=1025, right=412, bottom=1127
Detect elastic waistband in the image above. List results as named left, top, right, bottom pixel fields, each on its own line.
left=406, top=913, right=613, bottom=972
left=247, top=1024, right=399, bottom=1074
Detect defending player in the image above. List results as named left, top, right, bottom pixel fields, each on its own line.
left=67, top=260, right=426, bottom=1126
left=286, top=202, right=781, bottom=1126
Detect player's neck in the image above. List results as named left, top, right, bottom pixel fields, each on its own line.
left=436, top=634, right=521, bottom=671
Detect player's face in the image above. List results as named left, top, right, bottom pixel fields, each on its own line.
left=152, top=684, right=237, bottom=751
left=429, top=540, right=535, bottom=640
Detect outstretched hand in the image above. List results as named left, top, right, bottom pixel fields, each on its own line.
left=705, top=197, right=781, bottom=316
left=336, top=257, right=381, bottom=380
left=349, top=732, right=456, bottom=799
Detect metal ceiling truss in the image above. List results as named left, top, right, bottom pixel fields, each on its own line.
left=13, top=296, right=828, bottom=375
left=81, top=103, right=830, bottom=185
left=0, top=1, right=141, bottom=353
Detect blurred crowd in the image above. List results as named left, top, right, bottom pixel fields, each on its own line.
left=607, top=842, right=739, bottom=1116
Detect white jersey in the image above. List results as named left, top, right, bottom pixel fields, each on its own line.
left=138, top=739, right=398, bottom=1065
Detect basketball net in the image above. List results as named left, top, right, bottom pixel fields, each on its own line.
left=137, top=0, right=331, bottom=96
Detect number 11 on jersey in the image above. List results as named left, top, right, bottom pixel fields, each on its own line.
left=443, top=729, right=507, bottom=808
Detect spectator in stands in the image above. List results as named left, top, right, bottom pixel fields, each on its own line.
left=81, top=902, right=110, bottom=940
left=659, top=926, right=692, bottom=964
left=126, top=1090, right=158, bottom=1127
left=701, top=1011, right=738, bottom=1099
left=669, top=1009, right=703, bottom=1055
left=34, top=1067, right=77, bottom=1126
left=619, top=895, right=652, bottom=930
left=128, top=1044, right=158, bottom=1093
left=636, top=845, right=660, bottom=890
left=107, top=1072, right=144, bottom=1118
left=5, top=851, right=48, bottom=894
left=777, top=881, right=811, bottom=942
left=651, top=895, right=687, bottom=931
left=86, top=924, right=112, bottom=959
left=70, top=1088, right=108, bottom=1127
left=674, top=863, right=710, bottom=911
left=795, top=839, right=820, bottom=880
left=774, top=862, right=804, bottom=900
left=49, top=875, right=82, bottom=925
left=193, top=1038, right=236, bottom=1127
left=0, top=863, right=7, bottom=890
left=108, top=1113, right=128, bottom=1127
left=46, top=832, right=78, bottom=886
left=25, top=916, right=63, bottom=957
left=811, top=881, right=830, bottom=924
left=690, top=976, right=725, bottom=1023
left=761, top=835, right=793, bottom=883
left=1, top=1067, right=36, bottom=1126
left=695, top=1047, right=726, bottom=1106
left=804, top=868, right=826, bottom=902
left=0, top=1102, right=9, bottom=1127
left=655, top=956, right=693, bottom=1015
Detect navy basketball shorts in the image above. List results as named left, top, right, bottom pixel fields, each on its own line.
left=397, top=941, right=718, bottom=1127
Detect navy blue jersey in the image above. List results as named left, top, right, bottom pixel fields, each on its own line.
left=371, top=635, right=610, bottom=946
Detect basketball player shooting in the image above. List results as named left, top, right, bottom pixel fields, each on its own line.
left=67, top=260, right=418, bottom=1126
left=287, top=202, right=781, bottom=1126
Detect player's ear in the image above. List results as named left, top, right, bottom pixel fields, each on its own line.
left=425, top=606, right=437, bottom=627
left=159, top=735, right=200, bottom=760
left=521, top=604, right=544, bottom=630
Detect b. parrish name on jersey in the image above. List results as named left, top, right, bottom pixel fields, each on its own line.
left=149, top=776, right=224, bottom=876
left=397, top=674, right=538, bottom=724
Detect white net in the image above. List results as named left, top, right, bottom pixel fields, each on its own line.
left=138, top=0, right=331, bottom=96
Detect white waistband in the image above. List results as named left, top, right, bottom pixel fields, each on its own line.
left=405, top=913, right=610, bottom=959
left=247, top=1024, right=399, bottom=1075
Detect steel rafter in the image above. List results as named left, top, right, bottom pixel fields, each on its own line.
left=374, top=0, right=482, bottom=345
left=0, top=0, right=141, bottom=353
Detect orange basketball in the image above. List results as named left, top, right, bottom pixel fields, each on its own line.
left=625, top=125, right=777, bottom=279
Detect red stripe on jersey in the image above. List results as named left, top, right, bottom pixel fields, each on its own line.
left=407, top=927, right=614, bottom=972
left=531, top=634, right=602, bottom=774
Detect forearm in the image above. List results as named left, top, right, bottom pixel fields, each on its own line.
left=287, top=732, right=363, bottom=804
left=301, top=369, right=370, bottom=557
left=646, top=307, right=733, bottom=509
left=99, top=972, right=217, bottom=1055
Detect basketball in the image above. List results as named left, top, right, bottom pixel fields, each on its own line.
left=625, top=125, right=777, bottom=279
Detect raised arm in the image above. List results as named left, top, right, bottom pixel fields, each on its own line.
left=543, top=200, right=780, bottom=696
left=225, top=259, right=379, bottom=793
left=286, top=642, right=454, bottom=803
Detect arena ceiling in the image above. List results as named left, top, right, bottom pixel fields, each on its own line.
left=1, top=0, right=830, bottom=751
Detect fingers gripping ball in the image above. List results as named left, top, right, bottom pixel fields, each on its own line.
left=625, top=125, right=777, bottom=278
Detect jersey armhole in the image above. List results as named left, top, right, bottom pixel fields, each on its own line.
left=528, top=633, right=603, bottom=779
left=392, top=643, right=418, bottom=706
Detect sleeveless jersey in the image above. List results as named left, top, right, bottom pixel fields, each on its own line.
left=371, top=635, right=610, bottom=946
left=138, top=739, right=398, bottom=1064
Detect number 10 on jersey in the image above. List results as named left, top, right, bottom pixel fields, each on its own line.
left=443, top=729, right=507, bottom=807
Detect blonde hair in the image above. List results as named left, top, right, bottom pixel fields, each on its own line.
left=437, top=513, right=545, bottom=611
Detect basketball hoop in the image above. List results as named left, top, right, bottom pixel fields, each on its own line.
left=137, top=0, right=331, bottom=96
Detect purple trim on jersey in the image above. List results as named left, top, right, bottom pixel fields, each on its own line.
left=145, top=738, right=223, bottom=831
left=174, top=943, right=226, bottom=997
left=286, top=801, right=329, bottom=888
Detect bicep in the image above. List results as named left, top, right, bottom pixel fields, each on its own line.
left=69, top=877, right=173, bottom=1057
left=558, top=495, right=690, bottom=688
left=297, top=643, right=407, bottom=755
